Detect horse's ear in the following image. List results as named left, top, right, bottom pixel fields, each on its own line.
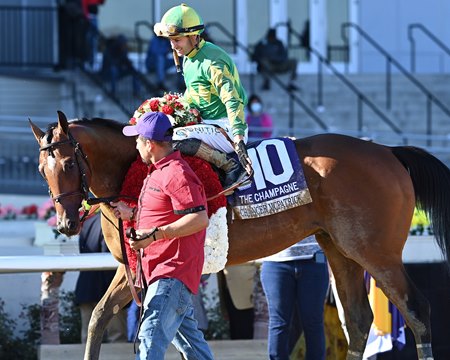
left=29, top=118, right=45, bottom=144
left=57, top=110, right=69, bottom=135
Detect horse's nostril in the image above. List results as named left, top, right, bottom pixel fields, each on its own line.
left=67, top=220, right=77, bottom=231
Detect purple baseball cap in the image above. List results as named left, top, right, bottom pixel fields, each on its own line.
left=123, top=112, right=173, bottom=141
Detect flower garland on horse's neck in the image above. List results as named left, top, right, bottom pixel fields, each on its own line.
left=130, top=92, right=202, bottom=127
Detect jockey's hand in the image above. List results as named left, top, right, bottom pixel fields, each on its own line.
left=234, top=139, right=253, bottom=176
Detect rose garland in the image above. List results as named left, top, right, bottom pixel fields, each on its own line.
left=130, top=93, right=201, bottom=128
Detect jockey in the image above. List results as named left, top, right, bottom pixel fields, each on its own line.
left=154, top=3, right=252, bottom=190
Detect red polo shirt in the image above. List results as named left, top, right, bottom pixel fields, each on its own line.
left=136, top=150, right=207, bottom=294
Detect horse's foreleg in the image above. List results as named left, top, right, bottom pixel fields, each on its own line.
left=84, top=264, right=135, bottom=360
left=367, top=260, right=433, bottom=360
left=316, top=233, right=372, bottom=360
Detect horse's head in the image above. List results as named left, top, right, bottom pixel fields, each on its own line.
left=29, top=111, right=91, bottom=236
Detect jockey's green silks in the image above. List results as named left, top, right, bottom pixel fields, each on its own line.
left=183, top=39, right=248, bottom=137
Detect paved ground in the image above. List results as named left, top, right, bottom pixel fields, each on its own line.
left=39, top=340, right=268, bottom=360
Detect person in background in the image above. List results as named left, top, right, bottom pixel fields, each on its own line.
left=153, top=3, right=252, bottom=191
left=252, top=28, right=298, bottom=91
left=110, top=112, right=214, bottom=360
left=100, top=34, right=140, bottom=97
left=81, top=0, right=105, bottom=70
left=145, top=35, right=173, bottom=92
left=246, top=94, right=273, bottom=140
left=261, top=235, right=329, bottom=360
left=74, top=212, right=127, bottom=343
left=57, top=0, right=86, bottom=69
left=218, top=264, right=257, bottom=339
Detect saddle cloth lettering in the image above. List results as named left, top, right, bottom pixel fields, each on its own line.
left=228, top=137, right=312, bottom=219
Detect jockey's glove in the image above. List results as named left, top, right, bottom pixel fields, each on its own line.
left=234, top=140, right=253, bottom=176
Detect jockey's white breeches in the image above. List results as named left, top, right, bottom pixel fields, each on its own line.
left=172, top=118, right=248, bottom=153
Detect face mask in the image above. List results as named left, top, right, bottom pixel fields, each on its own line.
left=250, top=102, right=262, bottom=113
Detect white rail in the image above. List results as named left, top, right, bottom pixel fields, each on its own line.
left=0, top=236, right=445, bottom=275
left=0, top=253, right=119, bottom=274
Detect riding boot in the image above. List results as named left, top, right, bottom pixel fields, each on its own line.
left=174, top=139, right=247, bottom=189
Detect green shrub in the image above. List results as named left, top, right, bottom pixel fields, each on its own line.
left=202, top=290, right=230, bottom=340
left=0, top=291, right=81, bottom=360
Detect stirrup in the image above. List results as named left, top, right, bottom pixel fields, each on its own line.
left=207, top=172, right=253, bottom=201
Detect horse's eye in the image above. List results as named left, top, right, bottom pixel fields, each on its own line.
left=64, top=160, right=75, bottom=172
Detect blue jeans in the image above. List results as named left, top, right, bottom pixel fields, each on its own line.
left=127, top=298, right=140, bottom=342
left=261, top=255, right=329, bottom=360
left=136, top=278, right=214, bottom=360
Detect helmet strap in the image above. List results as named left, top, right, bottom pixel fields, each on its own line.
left=172, top=35, right=200, bottom=72
left=172, top=49, right=181, bottom=73
left=188, top=35, right=200, bottom=51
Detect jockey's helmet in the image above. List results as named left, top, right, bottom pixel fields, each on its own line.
left=154, top=3, right=204, bottom=38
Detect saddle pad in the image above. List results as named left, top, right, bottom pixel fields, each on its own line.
left=228, top=137, right=312, bottom=219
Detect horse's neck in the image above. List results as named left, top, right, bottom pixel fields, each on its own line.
left=75, top=125, right=137, bottom=198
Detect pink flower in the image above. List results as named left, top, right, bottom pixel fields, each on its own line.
left=47, top=215, right=57, bottom=227
left=129, top=117, right=137, bottom=125
left=38, top=199, right=56, bottom=220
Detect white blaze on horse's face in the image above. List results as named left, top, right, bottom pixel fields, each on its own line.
left=47, top=154, right=57, bottom=172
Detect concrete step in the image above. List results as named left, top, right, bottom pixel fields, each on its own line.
left=38, top=340, right=269, bottom=360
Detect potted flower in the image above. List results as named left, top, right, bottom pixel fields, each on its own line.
left=0, top=203, right=38, bottom=244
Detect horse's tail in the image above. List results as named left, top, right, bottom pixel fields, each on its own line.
left=391, top=146, right=450, bottom=266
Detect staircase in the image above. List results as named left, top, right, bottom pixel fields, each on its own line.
left=251, top=73, right=450, bottom=156
left=2, top=67, right=450, bottom=175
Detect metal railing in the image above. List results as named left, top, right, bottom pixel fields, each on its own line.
left=206, top=21, right=328, bottom=132
left=78, top=22, right=157, bottom=117
left=275, top=22, right=403, bottom=139
left=0, top=131, right=47, bottom=195
left=408, top=23, right=450, bottom=73
left=0, top=5, right=156, bottom=117
left=0, top=5, right=58, bottom=67
left=341, top=22, right=450, bottom=145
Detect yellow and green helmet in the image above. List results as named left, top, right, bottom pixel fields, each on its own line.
left=154, top=3, right=204, bottom=38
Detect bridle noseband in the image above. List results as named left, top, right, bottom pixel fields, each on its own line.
left=39, top=131, right=91, bottom=204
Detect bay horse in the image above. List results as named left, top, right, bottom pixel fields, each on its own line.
left=30, top=111, right=450, bottom=360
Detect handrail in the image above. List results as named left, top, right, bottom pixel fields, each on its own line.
left=342, top=22, right=450, bottom=144
left=205, top=21, right=328, bottom=131
left=78, top=20, right=157, bottom=117
left=275, top=22, right=403, bottom=138
left=408, top=23, right=450, bottom=73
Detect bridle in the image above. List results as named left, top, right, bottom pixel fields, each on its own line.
left=39, top=131, right=91, bottom=205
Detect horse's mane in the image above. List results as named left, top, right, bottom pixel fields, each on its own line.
left=45, top=118, right=126, bottom=141
left=70, top=117, right=126, bottom=130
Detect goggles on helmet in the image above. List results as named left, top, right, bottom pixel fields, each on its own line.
left=164, top=23, right=204, bottom=36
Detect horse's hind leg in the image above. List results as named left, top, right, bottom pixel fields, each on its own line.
left=366, top=261, right=433, bottom=359
left=84, top=264, right=135, bottom=360
left=316, top=233, right=372, bottom=360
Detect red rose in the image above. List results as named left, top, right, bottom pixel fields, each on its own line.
left=162, top=104, right=174, bottom=115
left=150, top=99, right=160, bottom=111
left=129, top=117, right=137, bottom=125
